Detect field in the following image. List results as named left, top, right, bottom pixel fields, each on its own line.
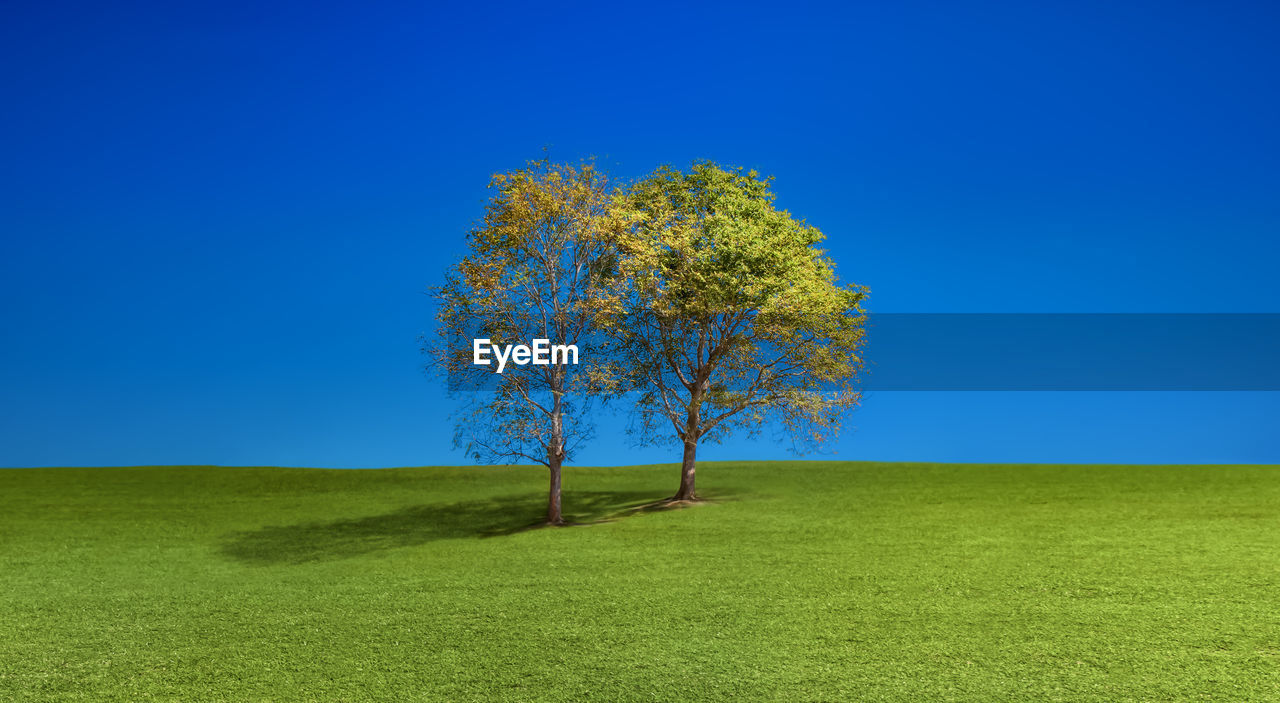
left=2, top=461, right=1278, bottom=701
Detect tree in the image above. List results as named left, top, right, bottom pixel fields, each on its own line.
left=429, top=158, right=619, bottom=525
left=605, top=162, right=868, bottom=501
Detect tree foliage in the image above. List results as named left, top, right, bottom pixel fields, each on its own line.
left=603, top=162, right=868, bottom=499
left=428, top=158, right=619, bottom=523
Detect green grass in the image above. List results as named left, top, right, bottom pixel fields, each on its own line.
left=2, top=462, right=1279, bottom=701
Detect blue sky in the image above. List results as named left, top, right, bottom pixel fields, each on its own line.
left=2, top=0, right=1278, bottom=467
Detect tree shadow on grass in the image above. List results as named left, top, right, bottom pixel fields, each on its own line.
left=219, top=490, right=692, bottom=566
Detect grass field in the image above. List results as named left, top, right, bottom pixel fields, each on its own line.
left=2, top=461, right=1278, bottom=701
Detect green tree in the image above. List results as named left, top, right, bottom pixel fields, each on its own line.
left=605, top=162, right=868, bottom=501
left=428, top=159, right=619, bottom=525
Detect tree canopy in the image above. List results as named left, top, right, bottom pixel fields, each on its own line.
left=428, top=158, right=867, bottom=513
left=603, top=162, right=868, bottom=500
left=429, top=158, right=620, bottom=524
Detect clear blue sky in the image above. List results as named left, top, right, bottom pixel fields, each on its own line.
left=3, top=0, right=1278, bottom=467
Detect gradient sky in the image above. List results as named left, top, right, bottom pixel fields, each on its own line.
left=3, top=0, right=1278, bottom=467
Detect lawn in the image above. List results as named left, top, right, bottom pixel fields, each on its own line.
left=1, top=461, right=1278, bottom=701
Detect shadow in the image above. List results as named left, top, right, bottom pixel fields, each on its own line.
left=219, top=490, right=670, bottom=566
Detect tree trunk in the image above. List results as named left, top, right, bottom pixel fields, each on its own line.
left=674, top=381, right=704, bottom=502
left=547, top=383, right=566, bottom=525
left=547, top=456, right=564, bottom=525
left=673, top=440, right=697, bottom=501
